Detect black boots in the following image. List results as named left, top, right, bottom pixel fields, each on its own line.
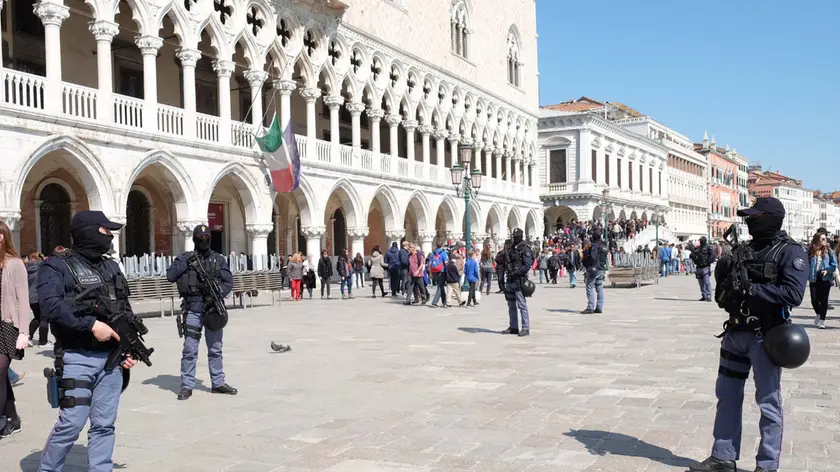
left=177, top=388, right=192, bottom=401
left=212, top=384, right=238, bottom=395
left=689, top=456, right=736, bottom=472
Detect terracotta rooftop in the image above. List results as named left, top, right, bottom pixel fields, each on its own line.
left=542, top=96, right=604, bottom=112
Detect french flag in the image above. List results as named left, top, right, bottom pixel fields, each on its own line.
left=255, top=114, right=301, bottom=193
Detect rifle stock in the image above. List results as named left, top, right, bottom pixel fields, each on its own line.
left=88, top=295, right=154, bottom=367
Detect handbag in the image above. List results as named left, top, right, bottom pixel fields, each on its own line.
left=0, top=321, right=24, bottom=360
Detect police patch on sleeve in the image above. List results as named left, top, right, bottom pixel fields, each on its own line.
left=793, top=257, right=806, bottom=271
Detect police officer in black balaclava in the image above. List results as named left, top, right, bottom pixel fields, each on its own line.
left=167, top=225, right=235, bottom=401
left=691, top=236, right=716, bottom=302
left=690, top=197, right=808, bottom=472
left=501, top=228, right=533, bottom=337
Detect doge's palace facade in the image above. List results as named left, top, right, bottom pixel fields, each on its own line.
left=0, top=0, right=542, bottom=265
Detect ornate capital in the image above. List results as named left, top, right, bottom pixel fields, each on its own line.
left=449, top=232, right=464, bottom=241
left=385, top=114, right=402, bottom=127
left=0, top=211, right=21, bottom=231
left=402, top=119, right=419, bottom=131
left=244, top=70, right=269, bottom=88
left=324, top=95, right=345, bottom=110
left=301, top=225, right=327, bottom=239
left=385, top=229, right=405, bottom=241
left=418, top=124, right=434, bottom=136
left=89, top=20, right=119, bottom=42
left=449, top=132, right=461, bottom=142
left=348, top=226, right=369, bottom=239
left=300, top=87, right=321, bottom=103
left=433, top=128, right=449, bottom=140
left=176, top=48, right=202, bottom=67
left=246, top=223, right=273, bottom=238
left=34, top=2, right=69, bottom=27
left=367, top=108, right=385, bottom=121
left=212, top=59, right=236, bottom=78
left=177, top=220, right=205, bottom=235
left=135, top=35, right=163, bottom=55
left=346, top=102, right=366, bottom=116
left=418, top=230, right=436, bottom=243
left=272, top=79, right=297, bottom=95
left=461, top=137, right=474, bottom=147
left=106, top=215, right=127, bottom=227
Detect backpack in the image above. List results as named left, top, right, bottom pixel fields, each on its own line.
left=480, top=259, right=493, bottom=273
left=430, top=252, right=445, bottom=273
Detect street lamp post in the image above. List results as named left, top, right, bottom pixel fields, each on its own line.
left=600, top=188, right=611, bottom=246
left=450, top=144, right=482, bottom=291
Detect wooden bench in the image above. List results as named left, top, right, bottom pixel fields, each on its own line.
left=608, top=265, right=659, bottom=288
left=127, top=277, right=178, bottom=317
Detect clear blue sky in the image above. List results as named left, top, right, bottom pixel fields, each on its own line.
left=536, top=0, right=839, bottom=192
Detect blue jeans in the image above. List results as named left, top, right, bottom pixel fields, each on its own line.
left=539, top=268, right=547, bottom=283
left=585, top=268, right=605, bottom=311
left=8, top=366, right=20, bottom=385
left=506, top=290, right=530, bottom=330
left=661, top=260, right=670, bottom=277
left=672, top=259, right=680, bottom=273
left=39, top=350, right=122, bottom=472
left=712, top=331, right=782, bottom=470
left=340, top=275, right=353, bottom=295
left=697, top=267, right=712, bottom=300
left=569, top=269, right=577, bottom=287
left=180, top=311, right=225, bottom=390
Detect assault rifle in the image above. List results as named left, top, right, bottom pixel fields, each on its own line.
left=84, top=293, right=154, bottom=368
left=187, top=253, right=229, bottom=331
left=715, top=224, right=753, bottom=312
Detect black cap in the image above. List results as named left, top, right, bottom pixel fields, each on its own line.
left=737, top=197, right=785, bottom=218
left=193, top=224, right=211, bottom=239
left=70, top=211, right=123, bottom=232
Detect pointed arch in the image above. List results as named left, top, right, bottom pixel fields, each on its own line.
left=485, top=203, right=503, bottom=237
left=435, top=194, right=459, bottom=233
left=267, top=41, right=291, bottom=80
left=285, top=174, right=317, bottom=227
left=507, top=205, right=523, bottom=232
left=326, top=179, right=364, bottom=228
left=370, top=184, right=402, bottom=231
left=232, top=30, right=262, bottom=70
left=124, top=149, right=198, bottom=219
left=462, top=198, right=481, bottom=236
left=405, top=190, right=431, bottom=233
left=13, top=135, right=114, bottom=213
left=525, top=208, right=540, bottom=239
left=107, top=0, right=151, bottom=36
left=206, top=162, right=264, bottom=224
left=292, top=52, right=316, bottom=87
left=195, top=14, right=230, bottom=59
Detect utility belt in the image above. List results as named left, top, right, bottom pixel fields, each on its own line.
left=44, top=343, right=129, bottom=409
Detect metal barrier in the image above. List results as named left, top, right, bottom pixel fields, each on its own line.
left=609, top=253, right=660, bottom=288
left=121, top=254, right=286, bottom=280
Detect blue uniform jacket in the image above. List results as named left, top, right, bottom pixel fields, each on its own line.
left=166, top=252, right=233, bottom=313
left=38, top=254, right=135, bottom=351
left=750, top=242, right=808, bottom=310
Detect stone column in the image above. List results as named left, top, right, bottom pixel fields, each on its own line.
left=578, top=128, right=593, bottom=184
left=325, top=96, right=344, bottom=161
left=89, top=21, right=119, bottom=122
left=300, top=88, right=321, bottom=155
left=135, top=36, right=163, bottom=132
left=386, top=229, right=405, bottom=248
left=176, top=48, right=201, bottom=138
left=34, top=2, right=69, bottom=113
left=419, top=231, right=435, bottom=256
left=403, top=120, right=418, bottom=161
left=213, top=59, right=235, bottom=145
left=504, top=152, right=512, bottom=182
left=483, top=147, right=492, bottom=176
left=285, top=228, right=295, bottom=255
left=449, top=133, right=461, bottom=167
left=0, top=212, right=21, bottom=252
left=472, top=142, right=483, bottom=173
left=419, top=124, right=433, bottom=166
left=346, top=102, right=366, bottom=150
left=434, top=129, right=448, bottom=169
left=274, top=79, right=296, bottom=126
left=301, top=225, right=326, bottom=288
left=246, top=224, right=273, bottom=270
left=244, top=70, right=268, bottom=128
left=368, top=108, right=385, bottom=153
left=495, top=148, right=503, bottom=181
left=385, top=114, right=402, bottom=158
left=349, top=227, right=368, bottom=262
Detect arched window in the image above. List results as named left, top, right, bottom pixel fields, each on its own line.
left=507, top=26, right=522, bottom=87
left=451, top=1, right=470, bottom=58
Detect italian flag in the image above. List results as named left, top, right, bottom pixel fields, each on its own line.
left=255, top=114, right=301, bottom=193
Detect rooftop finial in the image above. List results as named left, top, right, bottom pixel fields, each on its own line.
left=702, top=131, right=709, bottom=148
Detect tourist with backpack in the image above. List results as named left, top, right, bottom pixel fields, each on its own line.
left=429, top=243, right=449, bottom=307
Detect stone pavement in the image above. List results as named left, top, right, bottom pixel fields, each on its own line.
left=5, top=274, right=840, bottom=472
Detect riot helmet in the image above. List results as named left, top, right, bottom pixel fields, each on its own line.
left=521, top=279, right=536, bottom=297
left=763, top=323, right=810, bottom=369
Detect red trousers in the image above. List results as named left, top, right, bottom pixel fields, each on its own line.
left=290, top=279, right=302, bottom=300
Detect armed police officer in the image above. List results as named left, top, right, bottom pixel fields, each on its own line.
left=581, top=232, right=607, bottom=314
left=691, top=236, right=716, bottom=302
left=501, top=228, right=533, bottom=337
left=167, top=225, right=236, bottom=401
left=38, top=211, right=144, bottom=472
left=690, top=197, right=809, bottom=472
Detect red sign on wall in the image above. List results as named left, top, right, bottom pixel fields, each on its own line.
left=207, top=203, right=224, bottom=231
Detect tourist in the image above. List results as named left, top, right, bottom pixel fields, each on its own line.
left=566, top=243, right=580, bottom=288
left=444, top=255, right=463, bottom=307
left=288, top=253, right=303, bottom=301
left=398, top=241, right=411, bottom=297
left=384, top=242, right=401, bottom=297
left=303, top=254, right=316, bottom=299
left=808, top=232, right=836, bottom=329
left=479, top=245, right=494, bottom=295
left=538, top=248, right=551, bottom=284
left=464, top=250, right=480, bottom=306
left=337, top=248, right=354, bottom=299
left=26, top=252, right=49, bottom=347
left=0, top=219, right=30, bottom=438
left=367, top=246, right=388, bottom=298
left=429, top=242, right=449, bottom=307
left=317, top=250, right=333, bottom=299
left=581, top=233, right=607, bottom=314
left=682, top=244, right=694, bottom=275
left=405, top=243, right=427, bottom=305
left=352, top=252, right=365, bottom=289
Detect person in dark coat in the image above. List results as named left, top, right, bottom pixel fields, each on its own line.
left=317, top=250, right=333, bottom=299
left=384, top=242, right=401, bottom=297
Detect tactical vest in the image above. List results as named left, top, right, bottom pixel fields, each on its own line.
left=729, top=236, right=793, bottom=334
left=177, top=252, right=222, bottom=298
left=506, top=242, right=528, bottom=277
left=56, top=250, right=126, bottom=311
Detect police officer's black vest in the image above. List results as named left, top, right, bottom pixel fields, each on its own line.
left=506, top=242, right=528, bottom=278
left=731, top=234, right=795, bottom=333
left=177, top=251, right=223, bottom=300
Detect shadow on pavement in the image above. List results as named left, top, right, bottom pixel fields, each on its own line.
left=563, top=429, right=697, bottom=469
left=21, top=444, right=127, bottom=471
left=141, top=374, right=209, bottom=394
left=653, top=297, right=706, bottom=303
left=545, top=308, right=581, bottom=314
left=458, top=327, right=500, bottom=335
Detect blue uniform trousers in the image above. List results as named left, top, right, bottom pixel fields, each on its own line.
left=712, top=331, right=783, bottom=470
left=696, top=267, right=712, bottom=300
left=180, top=311, right=225, bottom=390
left=506, top=290, right=530, bottom=330
left=585, top=269, right=605, bottom=311
left=39, top=350, right=122, bottom=472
